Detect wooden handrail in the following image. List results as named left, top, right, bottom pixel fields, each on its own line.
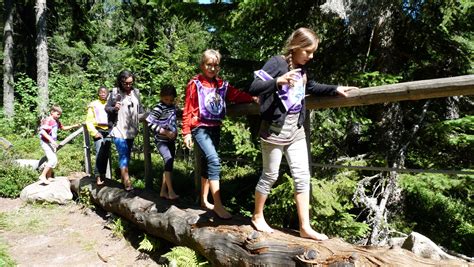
left=227, top=74, right=474, bottom=116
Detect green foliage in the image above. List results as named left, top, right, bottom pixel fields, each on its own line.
left=352, top=71, right=403, bottom=87
left=11, top=74, right=39, bottom=137
left=50, top=142, right=85, bottom=177
left=441, top=116, right=474, bottom=146
left=311, top=173, right=370, bottom=242
left=407, top=115, right=474, bottom=169
left=111, top=217, right=126, bottom=238
left=141, top=16, right=210, bottom=107
left=6, top=138, right=42, bottom=160
left=162, top=246, right=209, bottom=267
left=0, top=241, right=16, bottom=267
left=310, top=108, right=372, bottom=162
left=78, top=188, right=93, bottom=209
left=220, top=118, right=259, bottom=160
left=48, top=74, right=95, bottom=125
left=138, top=234, right=160, bottom=253
left=0, top=160, right=37, bottom=198
left=265, top=174, right=297, bottom=228
left=399, top=173, right=474, bottom=256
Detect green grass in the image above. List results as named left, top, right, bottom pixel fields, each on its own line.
left=0, top=204, right=55, bottom=234
left=0, top=240, right=16, bottom=267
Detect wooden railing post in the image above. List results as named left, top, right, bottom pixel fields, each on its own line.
left=143, top=121, right=153, bottom=190
left=194, top=148, right=203, bottom=205
left=82, top=124, right=92, bottom=175
left=304, top=111, right=313, bottom=177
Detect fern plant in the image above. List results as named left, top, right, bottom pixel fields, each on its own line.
left=138, top=234, right=160, bottom=253
left=162, top=246, right=209, bottom=267
left=78, top=188, right=93, bottom=209
left=110, top=217, right=125, bottom=238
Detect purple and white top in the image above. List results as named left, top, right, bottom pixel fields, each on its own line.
left=194, top=79, right=228, bottom=122
left=254, top=69, right=305, bottom=113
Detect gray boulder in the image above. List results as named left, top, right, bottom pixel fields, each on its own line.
left=20, top=176, right=73, bottom=204
left=402, top=232, right=457, bottom=261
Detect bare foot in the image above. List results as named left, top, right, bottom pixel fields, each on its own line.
left=123, top=179, right=133, bottom=191
left=96, top=177, right=104, bottom=186
left=300, top=227, right=328, bottom=241
left=213, top=206, right=232, bottom=220
left=167, top=192, right=179, bottom=200
left=251, top=216, right=274, bottom=233
left=201, top=201, right=214, bottom=210
left=160, top=190, right=168, bottom=199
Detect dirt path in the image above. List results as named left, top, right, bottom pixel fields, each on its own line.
left=0, top=197, right=159, bottom=266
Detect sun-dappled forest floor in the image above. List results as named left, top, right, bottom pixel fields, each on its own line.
left=0, top=197, right=160, bottom=266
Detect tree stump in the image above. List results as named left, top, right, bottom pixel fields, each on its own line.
left=69, top=174, right=467, bottom=267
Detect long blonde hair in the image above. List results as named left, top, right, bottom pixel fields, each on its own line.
left=283, top=27, right=320, bottom=69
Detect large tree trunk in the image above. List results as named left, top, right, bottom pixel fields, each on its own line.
left=69, top=175, right=466, bottom=266
left=355, top=100, right=431, bottom=246
left=35, top=0, right=48, bottom=117
left=3, top=0, right=15, bottom=118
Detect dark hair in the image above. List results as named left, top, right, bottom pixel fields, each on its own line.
left=97, top=86, right=108, bottom=94
left=160, top=84, right=177, bottom=98
left=115, top=70, right=135, bottom=91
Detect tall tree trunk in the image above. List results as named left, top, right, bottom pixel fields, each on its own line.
left=445, top=96, right=460, bottom=120
left=355, top=101, right=431, bottom=245
left=3, top=0, right=15, bottom=118
left=36, top=0, right=48, bottom=117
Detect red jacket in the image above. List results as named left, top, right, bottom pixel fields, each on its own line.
left=182, top=74, right=254, bottom=135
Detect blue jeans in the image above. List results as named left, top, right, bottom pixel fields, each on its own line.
left=113, top=138, right=134, bottom=168
left=192, top=126, right=221, bottom=180
left=94, top=130, right=111, bottom=176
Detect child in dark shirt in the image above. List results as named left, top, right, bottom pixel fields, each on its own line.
left=147, top=85, right=179, bottom=200
left=249, top=27, right=357, bottom=240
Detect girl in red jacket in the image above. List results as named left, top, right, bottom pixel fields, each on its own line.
left=182, top=49, right=255, bottom=219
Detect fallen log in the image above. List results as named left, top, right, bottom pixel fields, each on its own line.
left=69, top=174, right=468, bottom=267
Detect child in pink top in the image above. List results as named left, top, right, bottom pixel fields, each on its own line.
left=38, top=105, right=80, bottom=184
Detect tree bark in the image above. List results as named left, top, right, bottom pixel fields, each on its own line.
left=36, top=0, right=49, bottom=117
left=69, top=175, right=467, bottom=267
left=3, top=0, right=15, bottom=118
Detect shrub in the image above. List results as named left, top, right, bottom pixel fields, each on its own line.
left=399, top=173, right=474, bottom=256
left=0, top=160, right=37, bottom=198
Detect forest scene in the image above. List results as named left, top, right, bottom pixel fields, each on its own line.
left=0, top=0, right=472, bottom=266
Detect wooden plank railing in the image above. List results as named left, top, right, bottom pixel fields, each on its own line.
left=226, top=74, right=474, bottom=116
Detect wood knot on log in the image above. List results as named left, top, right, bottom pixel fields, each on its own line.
left=305, top=249, right=318, bottom=260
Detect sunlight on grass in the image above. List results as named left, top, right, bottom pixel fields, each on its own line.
left=0, top=239, right=16, bottom=266
left=0, top=204, right=59, bottom=233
